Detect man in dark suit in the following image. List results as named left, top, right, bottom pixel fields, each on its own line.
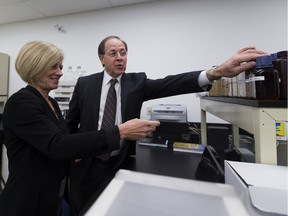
left=66, top=35, right=265, bottom=215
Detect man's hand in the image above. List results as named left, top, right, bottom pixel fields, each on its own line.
left=206, top=46, right=267, bottom=82
left=118, top=118, right=160, bottom=140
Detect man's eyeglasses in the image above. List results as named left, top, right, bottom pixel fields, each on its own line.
left=105, top=50, right=127, bottom=58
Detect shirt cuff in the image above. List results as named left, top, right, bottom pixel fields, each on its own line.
left=198, top=70, right=213, bottom=90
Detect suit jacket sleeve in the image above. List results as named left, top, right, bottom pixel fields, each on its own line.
left=144, top=70, right=205, bottom=99
left=3, top=87, right=120, bottom=161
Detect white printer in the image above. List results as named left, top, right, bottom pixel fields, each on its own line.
left=141, top=104, right=195, bottom=143
left=151, top=104, right=187, bottom=123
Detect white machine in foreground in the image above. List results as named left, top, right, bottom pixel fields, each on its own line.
left=85, top=169, right=250, bottom=216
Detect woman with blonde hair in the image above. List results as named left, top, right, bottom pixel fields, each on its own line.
left=0, top=41, right=159, bottom=216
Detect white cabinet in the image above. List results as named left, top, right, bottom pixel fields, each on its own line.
left=0, top=52, right=9, bottom=110
left=0, top=52, right=9, bottom=98
left=0, top=52, right=9, bottom=189
left=53, top=81, right=76, bottom=118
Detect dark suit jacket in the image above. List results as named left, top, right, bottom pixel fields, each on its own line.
left=66, top=71, right=205, bottom=183
left=0, top=85, right=120, bottom=216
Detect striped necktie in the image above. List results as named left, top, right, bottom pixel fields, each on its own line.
left=101, top=79, right=117, bottom=129
left=98, top=79, right=117, bottom=161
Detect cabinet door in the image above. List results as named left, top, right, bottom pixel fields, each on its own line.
left=0, top=52, right=9, bottom=96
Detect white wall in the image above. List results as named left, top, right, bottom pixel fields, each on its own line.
left=0, top=0, right=287, bottom=123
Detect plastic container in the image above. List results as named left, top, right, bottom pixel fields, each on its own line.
left=64, top=66, right=74, bottom=81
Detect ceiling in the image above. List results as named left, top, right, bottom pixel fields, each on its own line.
left=0, top=0, right=159, bottom=25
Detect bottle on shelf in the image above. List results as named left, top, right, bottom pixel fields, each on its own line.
left=244, top=70, right=251, bottom=98
left=272, top=51, right=287, bottom=100
left=232, top=76, right=238, bottom=97
left=248, top=67, right=256, bottom=99
left=208, top=79, right=222, bottom=97
left=237, top=72, right=246, bottom=98
left=63, top=66, right=74, bottom=82
left=75, top=66, right=82, bottom=79
left=254, top=55, right=280, bottom=100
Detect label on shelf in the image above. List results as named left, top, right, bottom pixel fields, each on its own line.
left=276, top=121, right=287, bottom=141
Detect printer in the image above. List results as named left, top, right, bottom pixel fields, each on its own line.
left=149, top=104, right=197, bottom=143
left=151, top=104, right=187, bottom=123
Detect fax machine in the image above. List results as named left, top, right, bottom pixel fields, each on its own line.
left=151, top=104, right=187, bottom=123
left=149, top=104, right=197, bottom=142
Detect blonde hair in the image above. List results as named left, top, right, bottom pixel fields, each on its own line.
left=15, top=41, right=64, bottom=85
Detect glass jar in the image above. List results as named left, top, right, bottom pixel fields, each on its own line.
left=254, top=55, right=280, bottom=100
left=272, top=51, right=287, bottom=100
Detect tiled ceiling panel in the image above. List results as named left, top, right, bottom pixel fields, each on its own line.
left=0, top=0, right=159, bottom=25
left=25, top=0, right=111, bottom=16
left=0, top=2, right=45, bottom=24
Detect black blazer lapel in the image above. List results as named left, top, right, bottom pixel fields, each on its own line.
left=92, top=72, right=104, bottom=129
left=120, top=74, right=131, bottom=120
